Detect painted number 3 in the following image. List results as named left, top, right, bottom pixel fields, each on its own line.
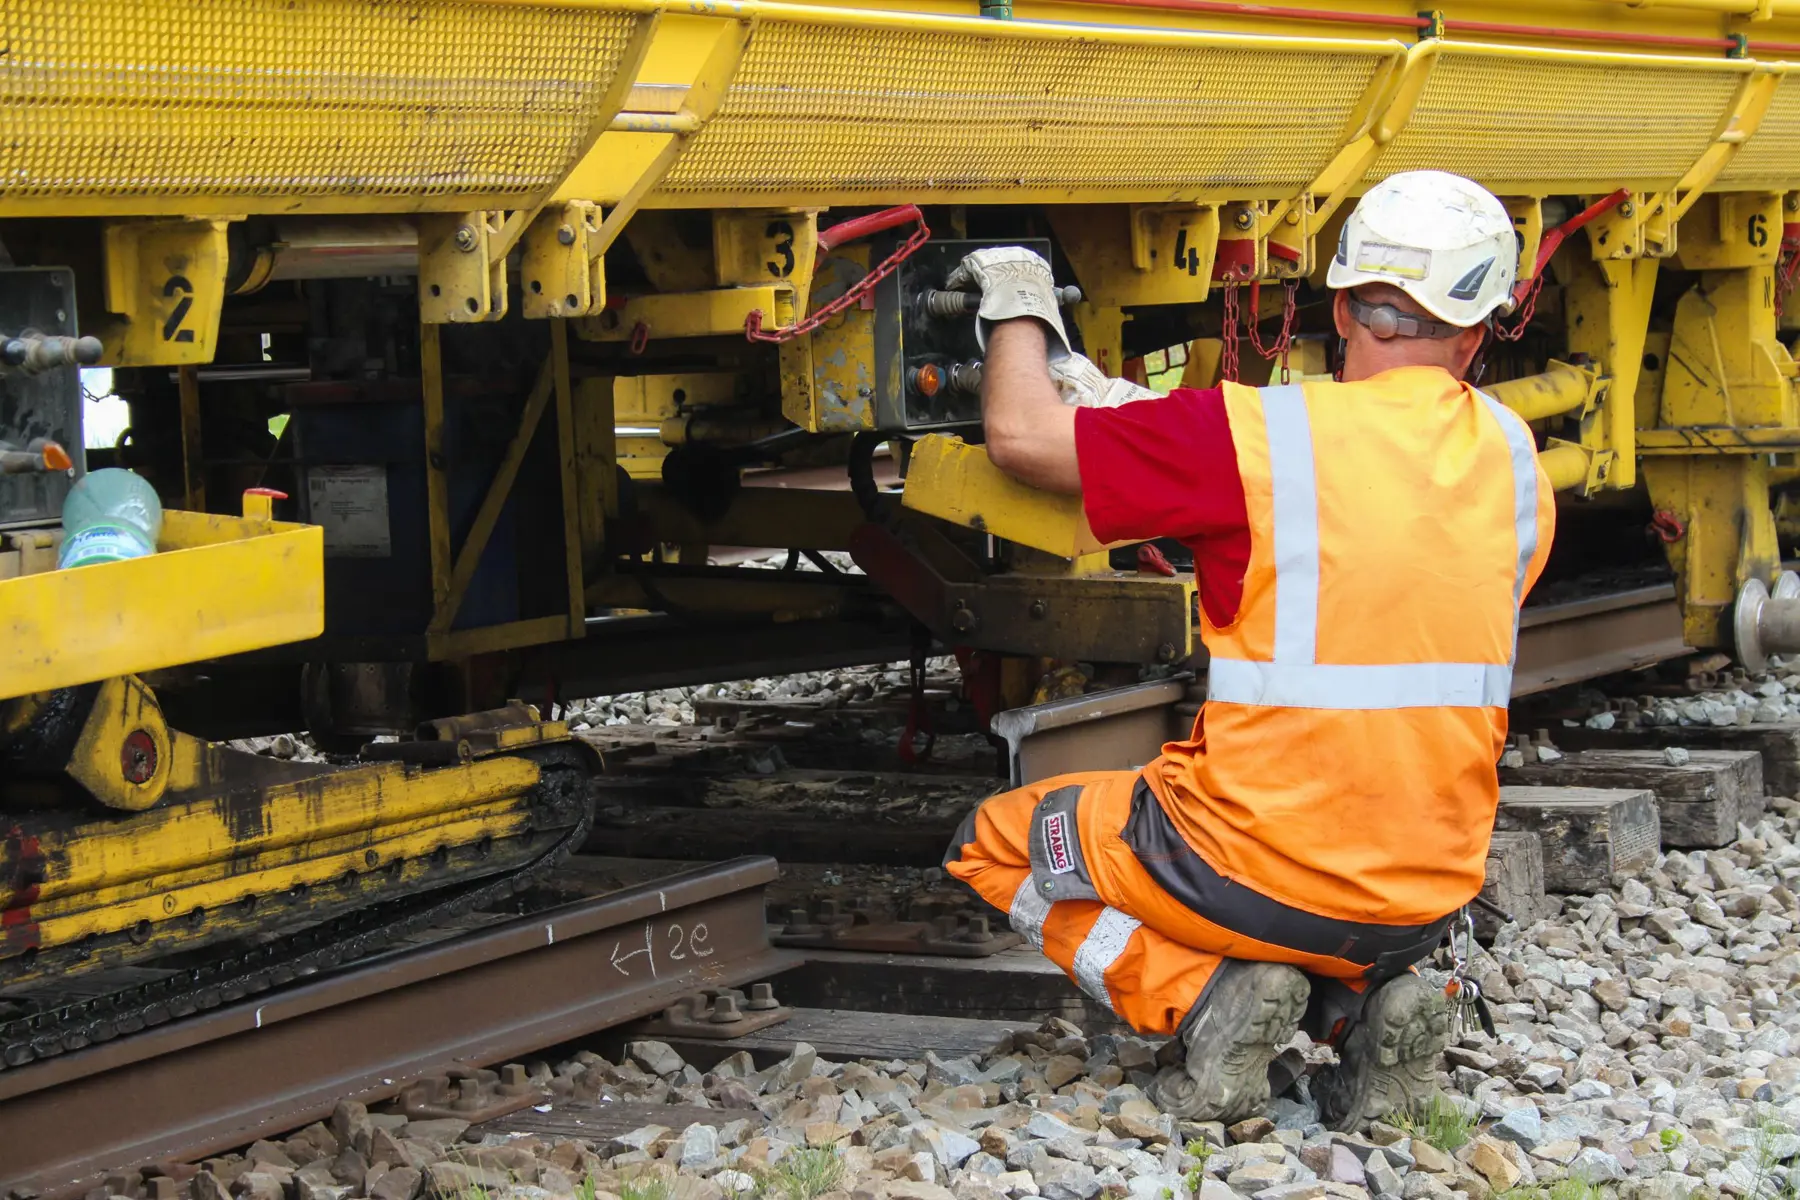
left=766, top=221, right=796, bottom=278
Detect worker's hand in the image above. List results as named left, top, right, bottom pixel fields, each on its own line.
left=1049, top=353, right=1159, bottom=408
left=945, top=247, right=1073, bottom=360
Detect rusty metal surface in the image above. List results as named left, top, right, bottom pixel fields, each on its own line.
left=1515, top=584, right=1688, bottom=696
left=0, top=857, right=795, bottom=1200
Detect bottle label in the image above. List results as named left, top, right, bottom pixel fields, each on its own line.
left=59, top=523, right=155, bottom=569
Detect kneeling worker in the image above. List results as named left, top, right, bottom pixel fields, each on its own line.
left=944, top=171, right=1555, bottom=1128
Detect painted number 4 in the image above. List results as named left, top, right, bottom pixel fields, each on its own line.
left=1173, top=228, right=1202, bottom=276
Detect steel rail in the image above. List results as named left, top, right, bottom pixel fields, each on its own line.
left=1514, top=583, right=1689, bottom=696
left=994, top=585, right=1690, bottom=785
left=0, top=858, right=796, bottom=1200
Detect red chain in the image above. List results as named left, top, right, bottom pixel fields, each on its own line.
left=1778, top=236, right=1800, bottom=318
left=1245, top=280, right=1300, bottom=383
left=1221, top=283, right=1242, bottom=383
left=1494, top=274, right=1544, bottom=343
left=745, top=214, right=932, bottom=343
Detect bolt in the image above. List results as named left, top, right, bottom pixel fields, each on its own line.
left=711, top=994, right=744, bottom=1023
left=499, top=1063, right=528, bottom=1089
left=967, top=914, right=992, bottom=942
left=1156, top=642, right=1178, bottom=664
left=747, top=982, right=780, bottom=1011
left=951, top=605, right=978, bottom=633
left=1233, top=209, right=1255, bottom=230
left=1029, top=599, right=1047, bottom=619
left=557, top=223, right=576, bottom=246
left=453, top=225, right=479, bottom=253
left=1619, top=202, right=1635, bottom=218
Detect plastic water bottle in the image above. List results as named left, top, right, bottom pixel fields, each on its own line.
left=58, top=468, right=163, bottom=568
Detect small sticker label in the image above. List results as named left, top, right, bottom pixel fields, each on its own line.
left=1354, top=241, right=1432, bottom=282
left=58, top=523, right=153, bottom=569
left=1043, top=811, right=1076, bottom=875
left=307, top=464, right=391, bottom=558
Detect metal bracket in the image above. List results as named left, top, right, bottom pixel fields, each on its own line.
left=850, top=519, right=1194, bottom=665
left=391, top=1064, right=546, bottom=1122
left=625, top=985, right=794, bottom=1039
left=1213, top=202, right=1268, bottom=285
left=419, top=211, right=510, bottom=323
left=1585, top=193, right=1677, bottom=261
left=415, top=14, right=662, bottom=325
left=773, top=904, right=1023, bottom=958
left=522, top=202, right=607, bottom=319
left=98, top=218, right=232, bottom=366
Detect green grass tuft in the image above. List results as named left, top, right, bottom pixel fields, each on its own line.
left=1394, top=1094, right=1475, bottom=1153
left=622, top=1178, right=673, bottom=1200
left=754, top=1148, right=847, bottom=1200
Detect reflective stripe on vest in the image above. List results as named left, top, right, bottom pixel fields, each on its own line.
left=1010, top=875, right=1051, bottom=950
left=1069, top=906, right=1140, bottom=1011
left=1207, top=383, right=1541, bottom=712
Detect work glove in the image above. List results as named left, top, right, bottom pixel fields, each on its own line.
left=1049, top=353, right=1160, bottom=409
left=945, top=246, right=1074, bottom=360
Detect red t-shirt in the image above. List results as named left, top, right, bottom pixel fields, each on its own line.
left=1072, top=387, right=1250, bottom=629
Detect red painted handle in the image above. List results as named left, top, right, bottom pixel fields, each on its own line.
left=817, top=205, right=925, bottom=253
left=244, top=487, right=288, bottom=500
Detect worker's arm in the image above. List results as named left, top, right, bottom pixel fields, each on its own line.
left=947, top=246, right=1157, bottom=494
left=982, top=318, right=1080, bottom=494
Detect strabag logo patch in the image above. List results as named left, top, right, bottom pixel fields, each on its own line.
left=1042, top=811, right=1076, bottom=875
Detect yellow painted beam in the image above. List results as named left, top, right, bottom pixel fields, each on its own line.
left=902, top=435, right=1121, bottom=560
left=0, top=512, right=322, bottom=701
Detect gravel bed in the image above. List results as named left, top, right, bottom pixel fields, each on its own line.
left=122, top=790, right=1800, bottom=1200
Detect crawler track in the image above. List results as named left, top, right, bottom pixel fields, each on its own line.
left=0, top=857, right=793, bottom=1200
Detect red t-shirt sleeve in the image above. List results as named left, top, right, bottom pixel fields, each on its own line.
left=1073, top=387, right=1247, bottom=544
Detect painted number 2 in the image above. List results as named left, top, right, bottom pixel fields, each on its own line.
left=1173, top=228, right=1202, bottom=276
left=162, top=275, right=196, bottom=343
left=666, top=921, right=713, bottom=961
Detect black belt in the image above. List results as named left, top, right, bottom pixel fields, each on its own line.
left=1121, top=778, right=1451, bottom=981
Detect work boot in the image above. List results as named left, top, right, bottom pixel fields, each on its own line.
left=1315, top=972, right=1451, bottom=1131
left=1148, top=961, right=1310, bottom=1123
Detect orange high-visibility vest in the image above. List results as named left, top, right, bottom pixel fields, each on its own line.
left=1142, top=366, right=1555, bottom=927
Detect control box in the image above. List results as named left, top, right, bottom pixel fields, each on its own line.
left=872, top=237, right=1079, bottom=432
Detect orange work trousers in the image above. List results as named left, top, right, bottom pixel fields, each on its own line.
left=945, top=771, right=1452, bottom=1036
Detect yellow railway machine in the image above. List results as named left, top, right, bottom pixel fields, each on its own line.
left=14, top=0, right=1800, bottom=982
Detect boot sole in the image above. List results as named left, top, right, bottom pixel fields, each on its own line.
left=1318, top=973, right=1451, bottom=1131
left=1149, top=962, right=1309, bottom=1123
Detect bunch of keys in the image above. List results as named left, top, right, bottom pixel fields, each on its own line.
left=1444, top=906, right=1497, bottom=1038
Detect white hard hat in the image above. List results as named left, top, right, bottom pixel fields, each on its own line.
left=1327, top=170, right=1517, bottom=328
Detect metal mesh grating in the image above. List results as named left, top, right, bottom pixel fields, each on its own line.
left=1370, top=54, right=1743, bottom=191
left=660, top=22, right=1391, bottom=196
left=1719, top=84, right=1800, bottom=189
left=1, top=0, right=640, bottom=205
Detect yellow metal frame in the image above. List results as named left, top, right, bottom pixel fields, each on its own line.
left=0, top=509, right=323, bottom=701
left=903, top=435, right=1121, bottom=560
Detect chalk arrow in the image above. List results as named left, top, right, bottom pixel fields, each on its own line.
left=611, top=922, right=656, bottom=977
